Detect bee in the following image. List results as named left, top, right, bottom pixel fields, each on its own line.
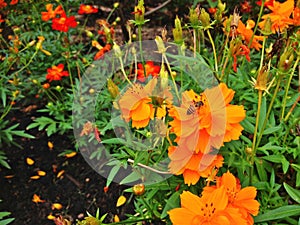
left=186, top=100, right=203, bottom=115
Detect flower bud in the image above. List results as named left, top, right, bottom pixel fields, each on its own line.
left=27, top=40, right=36, bottom=47
left=254, top=65, right=269, bottom=91
left=113, top=42, right=122, bottom=58
left=172, top=16, right=183, bottom=45
left=85, top=30, right=94, bottom=38
left=155, top=36, right=166, bottom=54
left=246, top=147, right=253, bottom=156
left=218, top=0, right=226, bottom=13
left=160, top=64, right=169, bottom=90
left=189, top=7, right=200, bottom=27
left=261, top=17, right=272, bottom=36
left=107, top=78, right=119, bottom=99
left=132, top=183, right=145, bottom=196
left=113, top=2, right=119, bottom=8
left=199, top=8, right=210, bottom=29
left=278, top=48, right=294, bottom=72
left=134, top=0, right=145, bottom=25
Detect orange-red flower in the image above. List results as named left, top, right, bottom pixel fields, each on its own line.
left=258, top=0, right=294, bottom=33
left=203, top=171, right=260, bottom=224
left=136, top=61, right=160, bottom=82
left=118, top=78, right=172, bottom=129
left=41, top=4, right=64, bottom=21
left=293, top=7, right=300, bottom=26
left=240, top=1, right=252, bottom=13
left=256, top=0, right=274, bottom=7
left=78, top=4, right=98, bottom=14
left=168, top=187, right=248, bottom=225
left=0, top=0, right=7, bottom=9
left=52, top=13, right=77, bottom=32
left=94, top=44, right=111, bottom=60
left=232, top=44, right=251, bottom=72
left=10, top=0, right=18, bottom=5
left=0, top=15, right=4, bottom=23
left=46, top=64, right=69, bottom=82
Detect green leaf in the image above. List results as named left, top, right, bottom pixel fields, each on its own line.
left=0, top=212, right=11, bottom=219
left=0, top=218, right=15, bottom=225
left=262, top=125, right=282, bottom=135
left=161, top=191, right=180, bottom=219
left=258, top=96, right=266, bottom=133
left=120, top=171, right=141, bottom=185
left=283, top=183, right=300, bottom=204
left=254, top=205, right=300, bottom=222
left=262, top=155, right=290, bottom=174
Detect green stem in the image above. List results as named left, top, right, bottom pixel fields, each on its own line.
left=119, top=57, right=133, bottom=86
left=207, top=29, right=218, bottom=73
left=11, top=49, right=39, bottom=77
left=250, top=90, right=262, bottom=185
left=248, top=0, right=265, bottom=49
left=255, top=75, right=283, bottom=150
left=280, top=56, right=300, bottom=120
left=259, top=37, right=267, bottom=70
left=0, top=95, right=16, bottom=121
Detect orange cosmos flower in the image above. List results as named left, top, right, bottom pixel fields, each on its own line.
left=203, top=171, right=260, bottom=224
left=168, top=187, right=248, bottom=225
left=118, top=78, right=172, bottom=129
left=224, top=18, right=264, bottom=50
left=232, top=43, right=251, bottom=72
left=258, top=0, right=294, bottom=33
left=168, top=144, right=224, bottom=185
left=78, top=4, right=98, bottom=14
left=52, top=13, right=77, bottom=32
left=46, top=64, right=69, bottom=82
left=136, top=61, right=161, bottom=82
left=41, top=4, right=64, bottom=21
left=169, top=83, right=245, bottom=154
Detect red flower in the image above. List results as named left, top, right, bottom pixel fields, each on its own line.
left=41, top=4, right=64, bottom=21
left=240, top=1, right=252, bottom=13
left=0, top=15, right=4, bottom=23
left=0, top=0, right=7, bottom=9
left=10, top=0, right=18, bottom=5
left=78, top=4, right=98, bottom=14
left=136, top=61, right=160, bottom=82
left=46, top=64, right=69, bottom=82
left=233, top=44, right=250, bottom=72
left=94, top=44, right=111, bottom=60
left=52, top=13, right=77, bottom=32
left=256, top=0, right=274, bottom=7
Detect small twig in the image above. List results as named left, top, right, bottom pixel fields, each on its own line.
left=65, top=173, right=84, bottom=189
left=127, top=159, right=171, bottom=174
left=145, top=0, right=172, bottom=16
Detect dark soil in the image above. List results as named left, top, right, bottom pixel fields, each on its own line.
left=0, top=105, right=134, bottom=225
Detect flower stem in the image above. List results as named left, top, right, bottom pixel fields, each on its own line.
left=250, top=89, right=262, bottom=184
left=281, top=56, right=300, bottom=120
left=207, top=29, right=218, bottom=73
left=255, top=75, right=283, bottom=150
left=248, top=0, right=265, bottom=48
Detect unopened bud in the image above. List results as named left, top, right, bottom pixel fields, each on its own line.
left=160, top=64, right=169, bottom=89
left=172, top=16, right=183, bottom=45
left=189, top=7, right=200, bottom=27
left=254, top=65, right=269, bottom=91
left=218, top=0, right=226, bottom=13
left=115, top=17, right=121, bottom=22
left=261, top=17, right=272, bottom=36
left=155, top=36, right=166, bottom=54
left=199, top=8, right=210, bottom=29
left=113, top=2, right=119, bottom=8
left=113, top=42, right=122, bottom=58
left=85, top=30, right=94, bottom=38
left=27, top=40, right=36, bottom=47
left=279, top=48, right=294, bottom=72
left=134, top=0, right=145, bottom=25
left=107, top=78, right=119, bottom=99
left=132, top=183, right=145, bottom=196
left=246, top=147, right=253, bottom=156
